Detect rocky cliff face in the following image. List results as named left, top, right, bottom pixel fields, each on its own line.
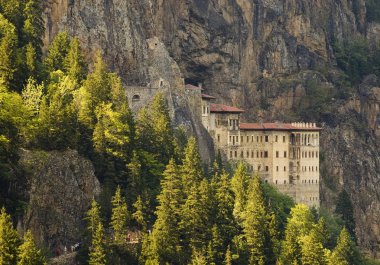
left=19, top=149, right=100, bottom=253
left=42, top=0, right=380, bottom=257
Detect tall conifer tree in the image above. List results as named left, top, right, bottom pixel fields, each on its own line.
left=88, top=223, right=106, bottom=265
left=0, top=208, right=20, bottom=265
left=110, top=186, right=129, bottom=244
left=17, top=231, right=46, bottom=265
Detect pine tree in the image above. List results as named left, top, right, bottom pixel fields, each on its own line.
left=110, top=186, right=129, bottom=244
left=180, top=179, right=212, bottom=255
left=25, top=42, right=38, bottom=79
left=242, top=175, right=273, bottom=265
left=214, top=171, right=236, bottom=255
left=86, top=199, right=101, bottom=238
left=44, top=32, right=70, bottom=74
left=0, top=0, right=24, bottom=30
left=329, top=228, right=360, bottom=265
left=181, top=137, right=203, bottom=194
left=88, top=223, right=106, bottom=265
left=17, top=231, right=46, bottom=265
left=35, top=74, right=78, bottom=150
left=0, top=13, right=18, bottom=88
left=22, top=0, right=44, bottom=57
left=335, top=190, right=356, bottom=240
left=93, top=101, right=134, bottom=162
left=189, top=249, right=207, bottom=265
left=149, top=92, right=174, bottom=163
left=64, top=37, right=87, bottom=83
left=132, top=195, right=147, bottom=231
left=22, top=77, right=43, bottom=116
left=300, top=228, right=328, bottom=265
left=150, top=159, right=183, bottom=264
left=280, top=204, right=315, bottom=265
left=127, top=151, right=143, bottom=203
left=231, top=162, right=250, bottom=223
left=0, top=207, right=20, bottom=265
left=224, top=245, right=232, bottom=265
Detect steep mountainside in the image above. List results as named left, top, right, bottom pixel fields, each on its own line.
left=42, top=0, right=380, bottom=257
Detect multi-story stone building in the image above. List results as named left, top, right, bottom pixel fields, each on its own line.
left=199, top=88, right=322, bottom=207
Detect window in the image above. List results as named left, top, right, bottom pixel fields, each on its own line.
left=230, top=151, right=233, bottom=158
left=257, top=136, right=259, bottom=142
left=275, top=180, right=278, bottom=184
left=218, top=135, right=220, bottom=142
left=247, top=151, right=249, bottom=158
left=276, top=166, right=279, bottom=172
left=283, top=136, right=286, bottom=143
left=275, top=135, right=278, bottom=142
left=260, top=151, right=263, bottom=158
left=257, top=151, right=259, bottom=157
left=265, top=136, right=269, bottom=142
left=235, top=151, right=237, bottom=158
left=258, top=165, right=261, bottom=171
left=247, top=136, right=249, bottom=142
left=284, top=180, right=287, bottom=184
left=132, top=94, right=140, bottom=102
left=252, top=136, right=254, bottom=142
left=241, top=151, right=244, bottom=158
left=264, top=151, right=268, bottom=158
left=284, top=151, right=287, bottom=158
left=276, top=151, right=279, bottom=158
left=284, top=166, right=286, bottom=172
left=260, top=136, right=263, bottom=142
left=265, top=166, right=269, bottom=172
left=251, top=151, right=254, bottom=157
left=241, top=136, right=243, bottom=143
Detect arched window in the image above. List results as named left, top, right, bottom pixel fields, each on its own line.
left=132, top=95, right=140, bottom=102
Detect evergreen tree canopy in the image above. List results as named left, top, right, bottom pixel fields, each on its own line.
left=242, top=175, right=274, bottom=265
left=0, top=14, right=18, bottom=88
left=335, top=190, right=356, bottom=240
left=88, top=222, right=106, bottom=265
left=180, top=137, right=202, bottom=194
left=86, top=199, right=102, bottom=238
left=0, top=207, right=20, bottom=265
left=110, top=186, right=130, bottom=244
left=231, top=162, right=250, bottom=223
left=64, top=37, right=87, bottom=83
left=17, top=231, right=46, bottom=265
left=44, top=31, right=70, bottom=74
left=22, top=0, right=43, bottom=57
left=329, top=227, right=361, bottom=265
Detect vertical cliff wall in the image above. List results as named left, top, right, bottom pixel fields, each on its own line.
left=42, top=0, right=380, bottom=257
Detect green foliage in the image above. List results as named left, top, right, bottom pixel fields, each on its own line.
left=231, top=162, right=250, bottom=222
left=86, top=199, right=102, bottom=238
left=180, top=137, right=203, bottom=194
left=64, top=37, right=87, bottom=83
left=335, top=190, right=356, bottom=240
left=333, top=36, right=380, bottom=84
left=0, top=207, right=20, bottom=265
left=21, top=77, right=43, bottom=116
left=33, top=72, right=78, bottom=150
left=147, top=159, right=183, bottom=264
left=242, top=175, right=274, bottom=265
left=110, top=186, right=130, bottom=244
left=0, top=14, right=18, bottom=87
left=280, top=204, right=315, bottom=264
left=88, top=223, right=106, bottom=265
left=366, top=0, right=380, bottom=23
left=17, top=231, right=46, bottom=265
left=329, top=228, right=361, bottom=265
left=44, top=32, right=70, bottom=74
left=22, top=0, right=43, bottom=57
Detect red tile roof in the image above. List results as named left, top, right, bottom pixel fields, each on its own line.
left=202, top=94, right=216, bottom=100
left=240, top=123, right=322, bottom=131
left=210, top=104, right=244, bottom=113
left=185, top=84, right=202, bottom=90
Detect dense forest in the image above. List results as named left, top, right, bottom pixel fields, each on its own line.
left=0, top=0, right=380, bottom=264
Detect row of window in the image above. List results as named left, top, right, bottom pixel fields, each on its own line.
left=302, top=151, right=319, bottom=158
left=274, top=180, right=318, bottom=185
left=229, top=150, right=270, bottom=159
left=239, top=135, right=287, bottom=144
left=301, top=166, right=319, bottom=172
left=202, top=106, right=209, bottom=115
